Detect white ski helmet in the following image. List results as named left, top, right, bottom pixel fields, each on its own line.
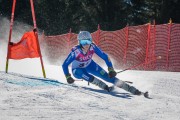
left=77, top=31, right=92, bottom=46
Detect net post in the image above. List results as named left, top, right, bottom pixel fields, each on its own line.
left=166, top=18, right=172, bottom=70
left=145, top=23, right=151, bottom=69
left=123, top=23, right=129, bottom=65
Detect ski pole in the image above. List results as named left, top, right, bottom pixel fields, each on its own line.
left=117, top=56, right=162, bottom=74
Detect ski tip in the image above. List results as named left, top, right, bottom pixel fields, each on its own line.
left=143, top=91, right=152, bottom=99
left=144, top=91, right=148, bottom=97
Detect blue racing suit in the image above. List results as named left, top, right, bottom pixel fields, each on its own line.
left=62, top=43, right=116, bottom=84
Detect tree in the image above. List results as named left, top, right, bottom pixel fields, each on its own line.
left=159, top=0, right=180, bottom=23
left=0, top=0, right=179, bottom=35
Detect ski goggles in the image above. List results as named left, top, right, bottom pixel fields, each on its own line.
left=79, top=39, right=92, bottom=46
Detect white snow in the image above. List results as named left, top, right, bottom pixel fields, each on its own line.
left=0, top=64, right=180, bottom=120
left=1, top=18, right=180, bottom=120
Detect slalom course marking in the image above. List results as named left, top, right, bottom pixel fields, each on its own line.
left=5, top=72, right=62, bottom=87
left=4, top=72, right=133, bottom=99
left=6, top=79, right=61, bottom=87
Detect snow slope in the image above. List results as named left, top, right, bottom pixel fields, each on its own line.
left=0, top=18, right=180, bottom=120
left=0, top=69, right=180, bottom=120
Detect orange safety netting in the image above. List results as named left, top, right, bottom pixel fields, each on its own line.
left=41, top=23, right=180, bottom=72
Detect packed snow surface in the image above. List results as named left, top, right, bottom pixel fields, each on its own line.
left=0, top=65, right=180, bottom=120
left=0, top=18, right=180, bottom=120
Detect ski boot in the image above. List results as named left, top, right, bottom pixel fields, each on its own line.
left=134, top=89, right=142, bottom=95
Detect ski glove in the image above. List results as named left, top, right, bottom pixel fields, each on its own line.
left=65, top=74, right=75, bottom=84
left=108, top=67, right=117, bottom=78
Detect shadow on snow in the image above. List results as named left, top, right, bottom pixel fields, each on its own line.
left=5, top=72, right=133, bottom=99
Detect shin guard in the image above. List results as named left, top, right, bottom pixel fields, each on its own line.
left=115, top=79, right=140, bottom=95
left=91, top=77, right=109, bottom=91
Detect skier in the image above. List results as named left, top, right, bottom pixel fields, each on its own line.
left=62, top=31, right=143, bottom=96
